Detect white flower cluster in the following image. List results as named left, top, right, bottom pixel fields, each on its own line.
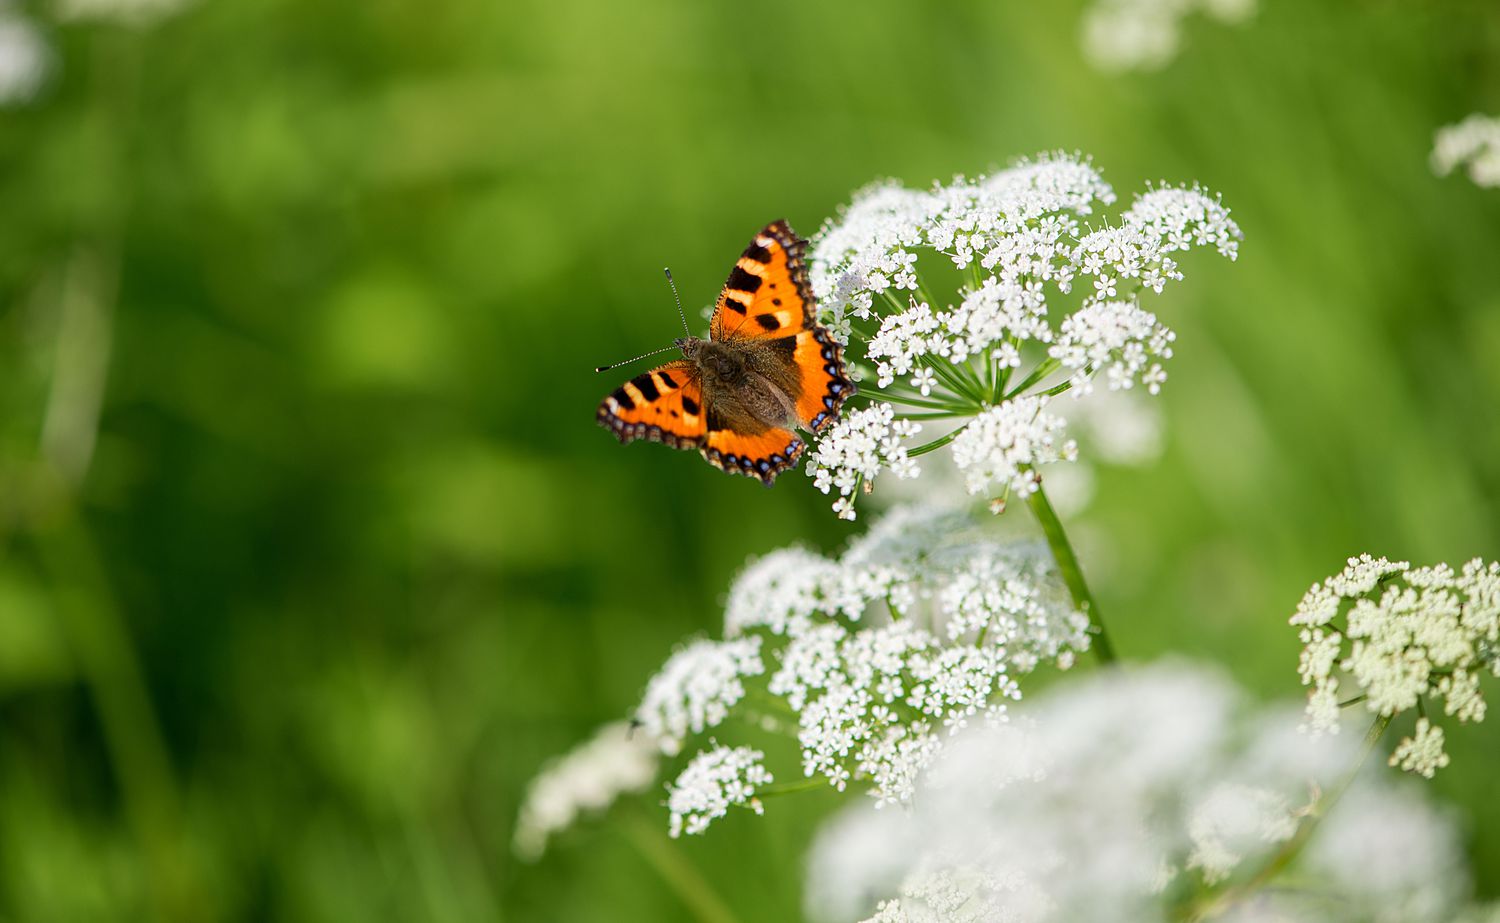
left=512, top=721, right=662, bottom=861
left=1051, top=299, right=1174, bottom=394
left=640, top=506, right=1089, bottom=830
left=1432, top=113, right=1500, bottom=189
left=1291, top=554, right=1500, bottom=777
left=665, top=745, right=773, bottom=838
left=806, top=663, right=1469, bottom=923
left=1081, top=0, right=1256, bottom=73
left=949, top=396, right=1076, bottom=498
left=805, top=402, right=923, bottom=520
left=804, top=153, right=1239, bottom=518
left=636, top=637, right=765, bottom=755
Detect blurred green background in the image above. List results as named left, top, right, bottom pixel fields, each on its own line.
left=1, top=0, right=1498, bottom=919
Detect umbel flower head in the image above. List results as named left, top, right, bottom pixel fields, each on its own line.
left=1291, top=554, right=1500, bottom=777
left=632, top=504, right=1090, bottom=835
left=803, top=152, right=1240, bottom=520
left=805, top=663, right=1469, bottom=923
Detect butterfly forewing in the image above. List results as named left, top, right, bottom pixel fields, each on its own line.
left=709, top=220, right=855, bottom=434
left=597, top=360, right=707, bottom=449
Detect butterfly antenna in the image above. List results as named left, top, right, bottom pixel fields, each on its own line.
left=593, top=267, right=696, bottom=372
left=664, top=267, right=692, bottom=336
left=593, top=343, right=679, bottom=373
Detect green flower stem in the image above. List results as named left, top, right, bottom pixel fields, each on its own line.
left=996, top=336, right=1020, bottom=395
left=873, top=391, right=973, bottom=413
left=622, top=811, right=742, bottom=923
left=1183, top=714, right=1393, bottom=922
left=952, top=356, right=988, bottom=398
left=1025, top=482, right=1117, bottom=664
left=757, top=778, right=828, bottom=798
left=921, top=355, right=987, bottom=407
left=909, top=427, right=966, bottom=458
left=1003, top=357, right=1061, bottom=400
left=40, top=505, right=198, bottom=921
left=897, top=411, right=970, bottom=421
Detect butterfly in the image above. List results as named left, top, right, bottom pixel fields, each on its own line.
left=597, top=220, right=855, bottom=485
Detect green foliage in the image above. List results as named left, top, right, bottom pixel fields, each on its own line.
left=0, top=0, right=1498, bottom=920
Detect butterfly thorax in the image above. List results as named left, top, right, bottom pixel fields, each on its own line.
left=677, top=336, right=799, bottom=432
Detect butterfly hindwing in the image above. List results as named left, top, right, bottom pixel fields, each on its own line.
left=702, top=426, right=804, bottom=485
left=789, top=326, right=854, bottom=434
left=597, top=360, right=706, bottom=449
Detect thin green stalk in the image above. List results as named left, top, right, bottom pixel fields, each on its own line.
left=1025, top=482, right=1117, bottom=664
left=951, top=356, right=988, bottom=398
left=897, top=411, right=969, bottom=421
left=909, top=427, right=966, bottom=458
left=1003, top=357, right=1061, bottom=400
left=920, top=355, right=987, bottom=407
left=622, top=811, right=743, bottom=923
left=40, top=508, right=197, bottom=920
left=1183, top=714, right=1392, bottom=921
left=758, top=778, right=827, bottom=798
left=996, top=337, right=1020, bottom=394
left=870, top=390, right=973, bottom=413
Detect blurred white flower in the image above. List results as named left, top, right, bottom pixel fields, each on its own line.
left=1291, top=554, right=1500, bottom=776
left=1432, top=114, right=1500, bottom=189
left=54, top=0, right=194, bottom=26
left=1303, top=780, right=1467, bottom=923
left=1081, top=0, right=1256, bottom=73
left=1064, top=386, right=1164, bottom=466
left=806, top=663, right=1468, bottom=923
left=665, top=744, right=773, bottom=837
left=0, top=8, right=47, bottom=105
left=512, top=721, right=662, bottom=861
left=1186, top=784, right=1296, bottom=884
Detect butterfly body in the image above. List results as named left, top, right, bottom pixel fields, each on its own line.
left=598, top=221, right=854, bottom=485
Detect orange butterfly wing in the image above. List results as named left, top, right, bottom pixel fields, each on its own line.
left=709, top=220, right=855, bottom=435
left=702, top=427, right=805, bottom=485
left=597, top=360, right=707, bottom=449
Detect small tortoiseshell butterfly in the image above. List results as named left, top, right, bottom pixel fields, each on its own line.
left=597, top=220, right=855, bottom=485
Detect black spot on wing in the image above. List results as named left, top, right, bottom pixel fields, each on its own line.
left=754, top=314, right=780, bottom=331
left=681, top=394, right=700, bottom=415
left=610, top=387, right=636, bottom=410
left=727, top=266, right=762, bottom=294
left=657, top=370, right=679, bottom=389
left=766, top=336, right=796, bottom=359
left=745, top=242, right=771, bottom=264
left=631, top=373, right=661, bottom=403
